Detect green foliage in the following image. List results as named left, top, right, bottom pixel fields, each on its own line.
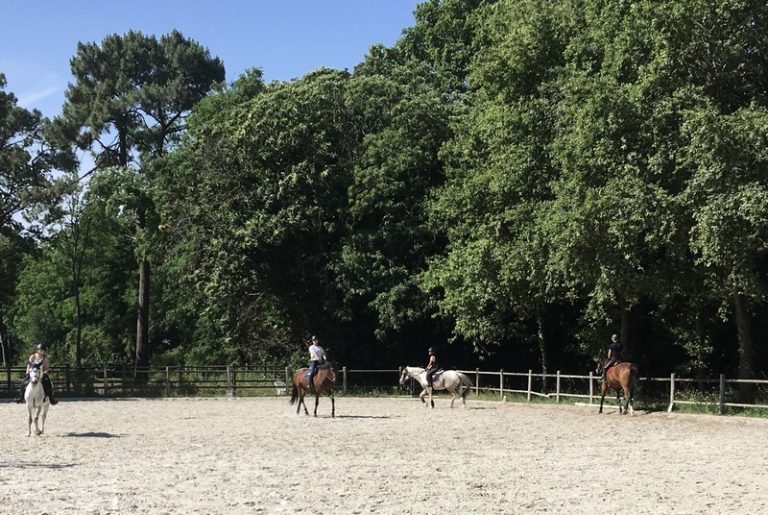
left=5, top=1, right=768, bottom=381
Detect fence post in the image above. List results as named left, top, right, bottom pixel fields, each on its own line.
left=589, top=372, right=594, bottom=404
left=103, top=365, right=109, bottom=397
left=556, top=371, right=561, bottom=403
left=475, top=368, right=480, bottom=396
left=121, top=364, right=126, bottom=395
left=165, top=366, right=171, bottom=397
left=65, top=365, right=71, bottom=394
left=527, top=370, right=532, bottom=402
left=342, top=366, right=347, bottom=395
left=499, top=370, right=504, bottom=399
left=719, top=374, right=725, bottom=415
left=226, top=366, right=234, bottom=397
left=667, top=373, right=675, bottom=412
left=285, top=366, right=290, bottom=386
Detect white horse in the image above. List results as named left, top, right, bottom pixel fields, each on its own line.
left=399, top=366, right=474, bottom=408
left=25, top=365, right=50, bottom=436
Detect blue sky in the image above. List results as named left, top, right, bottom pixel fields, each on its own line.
left=0, top=0, right=421, bottom=118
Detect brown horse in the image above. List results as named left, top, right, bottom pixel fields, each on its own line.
left=290, top=362, right=337, bottom=417
left=596, top=358, right=638, bottom=415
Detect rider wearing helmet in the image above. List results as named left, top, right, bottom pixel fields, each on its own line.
left=425, top=347, right=439, bottom=388
left=14, top=343, right=58, bottom=405
left=307, top=335, right=327, bottom=394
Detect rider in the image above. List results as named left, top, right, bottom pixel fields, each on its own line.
left=14, top=343, right=58, bottom=405
left=307, top=335, right=327, bottom=393
left=602, top=333, right=623, bottom=381
left=425, top=347, right=439, bottom=388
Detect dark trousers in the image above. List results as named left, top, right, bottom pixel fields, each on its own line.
left=17, top=374, right=56, bottom=401
left=426, top=368, right=437, bottom=387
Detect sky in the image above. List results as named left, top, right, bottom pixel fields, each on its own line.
left=0, top=0, right=422, bottom=118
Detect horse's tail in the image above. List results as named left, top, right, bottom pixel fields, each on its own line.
left=630, top=364, right=639, bottom=396
left=289, top=383, right=298, bottom=405
left=458, top=372, right=473, bottom=399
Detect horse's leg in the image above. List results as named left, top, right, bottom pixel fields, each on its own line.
left=41, top=402, right=49, bottom=435
left=302, top=390, right=309, bottom=416
left=616, top=390, right=623, bottom=415
left=314, top=393, right=319, bottom=417
left=27, top=403, right=33, bottom=437
left=330, top=392, right=335, bottom=418
left=34, top=405, right=42, bottom=435
left=624, top=385, right=633, bottom=416
left=449, top=388, right=456, bottom=408
left=429, top=387, right=434, bottom=409
left=419, top=388, right=427, bottom=404
left=598, top=384, right=607, bottom=414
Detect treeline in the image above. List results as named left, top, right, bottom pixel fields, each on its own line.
left=2, top=0, right=768, bottom=390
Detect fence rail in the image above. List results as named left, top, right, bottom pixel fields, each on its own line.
left=2, top=365, right=767, bottom=413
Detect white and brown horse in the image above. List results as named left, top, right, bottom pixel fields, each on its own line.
left=399, top=366, right=473, bottom=408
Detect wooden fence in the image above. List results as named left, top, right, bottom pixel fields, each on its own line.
left=457, top=368, right=768, bottom=414
left=2, top=365, right=767, bottom=414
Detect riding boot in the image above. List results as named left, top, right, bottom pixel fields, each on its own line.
left=14, top=377, right=29, bottom=403
left=43, top=375, right=58, bottom=405
left=308, top=376, right=315, bottom=394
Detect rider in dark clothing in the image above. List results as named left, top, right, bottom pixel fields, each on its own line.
left=425, top=347, right=439, bottom=388
left=601, top=334, right=623, bottom=381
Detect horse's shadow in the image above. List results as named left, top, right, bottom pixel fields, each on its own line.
left=0, top=461, right=77, bottom=469
left=334, top=415, right=399, bottom=419
left=61, top=431, right=121, bottom=438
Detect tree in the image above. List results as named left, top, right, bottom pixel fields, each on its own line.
left=60, top=31, right=224, bottom=370
left=155, top=68, right=358, bottom=364
left=0, top=73, right=72, bottom=364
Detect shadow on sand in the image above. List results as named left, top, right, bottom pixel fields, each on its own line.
left=333, top=415, right=399, bottom=419
left=62, top=431, right=121, bottom=438
left=0, top=461, right=77, bottom=469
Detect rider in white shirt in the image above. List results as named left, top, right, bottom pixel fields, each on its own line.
left=308, top=335, right=327, bottom=393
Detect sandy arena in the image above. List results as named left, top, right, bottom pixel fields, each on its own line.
left=1, top=396, right=767, bottom=514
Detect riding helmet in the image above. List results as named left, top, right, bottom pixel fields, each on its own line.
left=428, top=347, right=434, bottom=353
left=36, top=343, right=48, bottom=351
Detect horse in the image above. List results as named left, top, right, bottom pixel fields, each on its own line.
left=290, top=362, right=337, bottom=417
left=595, top=357, right=638, bottom=416
left=25, top=364, right=50, bottom=436
left=399, top=366, right=474, bottom=408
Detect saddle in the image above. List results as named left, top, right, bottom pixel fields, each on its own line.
left=432, top=369, right=444, bottom=382
left=303, top=362, right=331, bottom=379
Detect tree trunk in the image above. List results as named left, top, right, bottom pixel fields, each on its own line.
left=620, top=307, right=631, bottom=354
left=536, top=309, right=548, bottom=394
left=732, top=292, right=755, bottom=403
left=135, top=257, right=151, bottom=373
left=134, top=195, right=151, bottom=374
left=74, top=289, right=82, bottom=368
left=0, top=312, right=9, bottom=367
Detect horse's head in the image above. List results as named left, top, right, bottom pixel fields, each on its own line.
left=594, top=356, right=607, bottom=374
left=399, top=367, right=410, bottom=385
left=326, top=361, right=338, bottom=382
left=29, top=364, right=42, bottom=385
